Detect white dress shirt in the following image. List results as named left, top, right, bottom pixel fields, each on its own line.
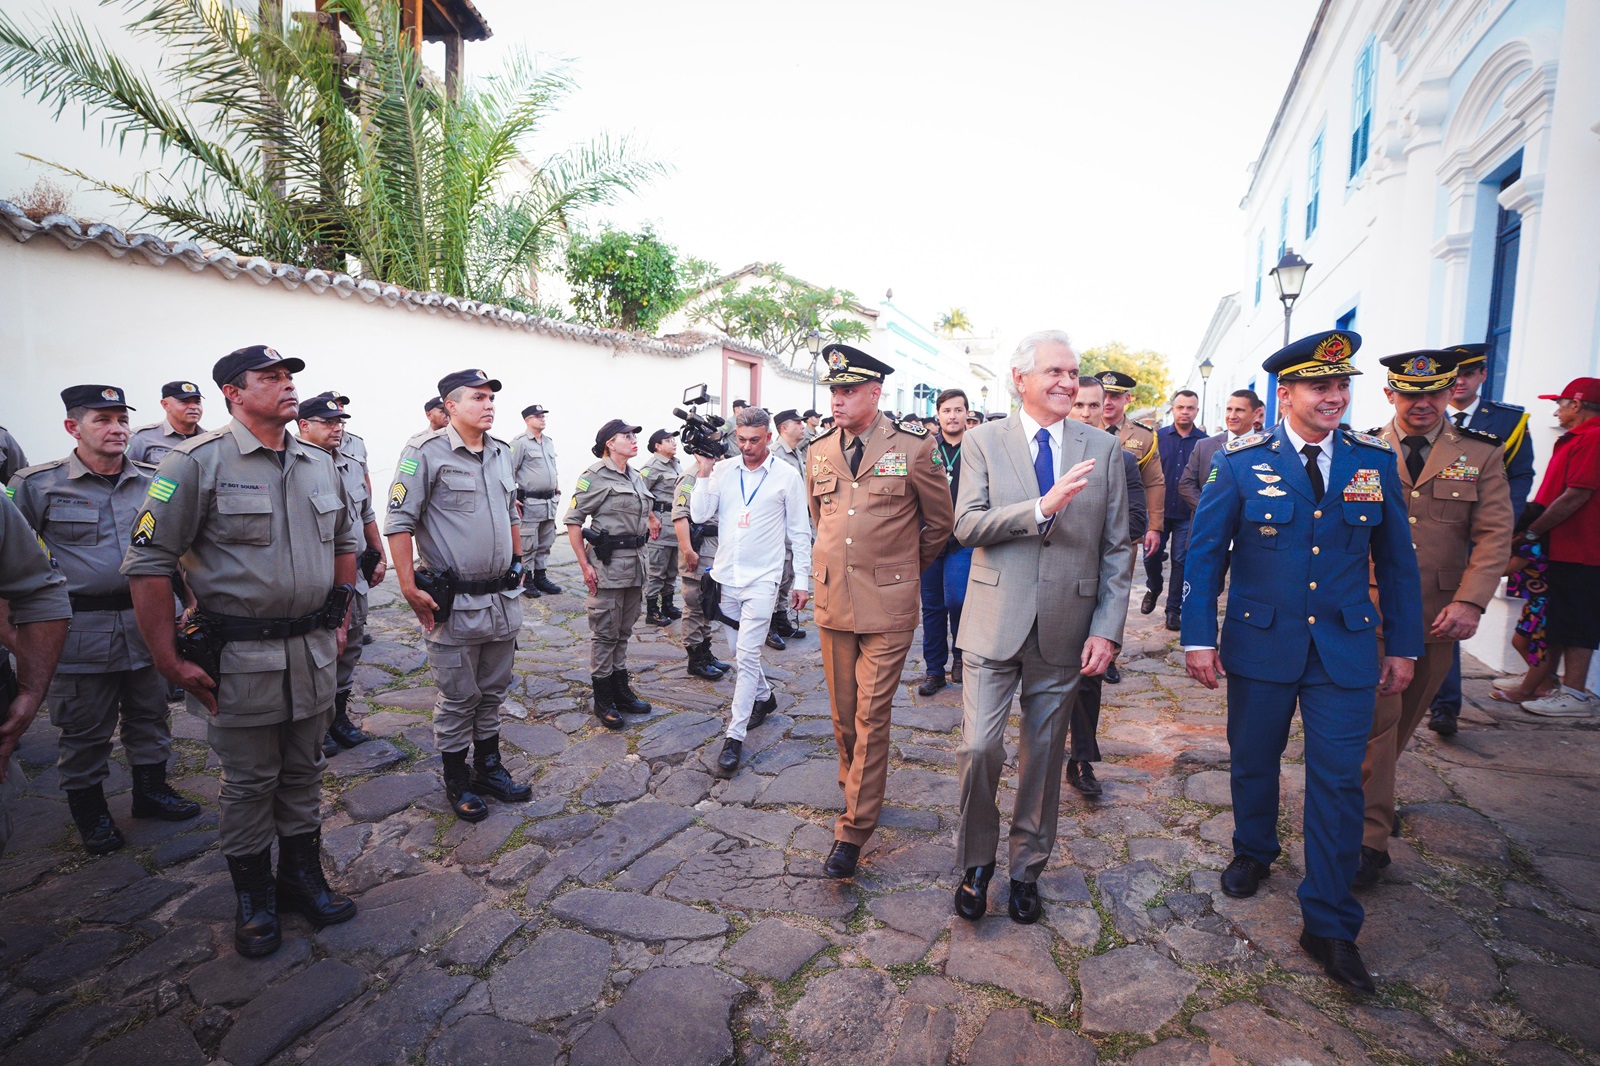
left=1450, top=396, right=1480, bottom=428
left=1016, top=408, right=1066, bottom=526
left=1281, top=420, right=1332, bottom=488
left=690, top=453, right=812, bottom=590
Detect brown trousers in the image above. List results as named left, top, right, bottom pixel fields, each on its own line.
left=1361, top=640, right=1456, bottom=851
left=818, top=626, right=914, bottom=846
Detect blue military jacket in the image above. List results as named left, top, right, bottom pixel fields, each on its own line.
left=1462, top=398, right=1533, bottom=520
left=1181, top=424, right=1423, bottom=689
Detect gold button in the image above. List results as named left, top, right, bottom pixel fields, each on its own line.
left=847, top=565, right=854, bottom=573
left=1411, top=490, right=1419, bottom=498
left=1244, top=612, right=1250, bottom=618
left=1264, top=513, right=1272, bottom=520
left=1409, top=516, right=1417, bottom=524
left=1312, top=546, right=1320, bottom=555
left=1360, top=515, right=1367, bottom=522
left=1309, top=581, right=1317, bottom=590
left=1452, top=491, right=1460, bottom=497
left=847, top=508, right=854, bottom=515
left=845, top=538, right=853, bottom=545
left=895, top=574, right=901, bottom=580
left=852, top=482, right=859, bottom=489
left=1314, top=509, right=1322, bottom=518
left=1309, top=616, right=1316, bottom=624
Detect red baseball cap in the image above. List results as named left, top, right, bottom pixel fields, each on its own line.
left=1538, top=377, right=1600, bottom=403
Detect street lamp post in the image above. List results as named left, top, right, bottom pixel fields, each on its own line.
left=1198, top=357, right=1215, bottom=431
left=980, top=385, right=989, bottom=416
left=1268, top=249, right=1312, bottom=346
left=806, top=329, right=824, bottom=414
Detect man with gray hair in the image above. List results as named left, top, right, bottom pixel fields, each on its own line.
left=691, top=407, right=812, bottom=777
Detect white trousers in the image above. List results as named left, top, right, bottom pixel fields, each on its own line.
left=720, top=579, right=777, bottom=741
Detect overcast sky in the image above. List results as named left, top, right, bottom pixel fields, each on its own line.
left=456, top=0, right=1321, bottom=367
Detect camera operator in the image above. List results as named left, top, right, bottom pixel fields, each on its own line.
left=690, top=407, right=811, bottom=777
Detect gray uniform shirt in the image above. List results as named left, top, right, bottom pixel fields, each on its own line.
left=120, top=420, right=360, bottom=726
left=672, top=471, right=716, bottom=566
left=0, top=491, right=70, bottom=625
left=0, top=427, right=29, bottom=486
left=510, top=432, right=561, bottom=521
left=10, top=453, right=155, bottom=672
left=564, top=459, right=651, bottom=588
left=383, top=426, right=522, bottom=645
left=342, top=431, right=368, bottom=468
left=638, top=454, right=681, bottom=547
left=127, top=421, right=205, bottom=465
left=773, top=440, right=804, bottom=476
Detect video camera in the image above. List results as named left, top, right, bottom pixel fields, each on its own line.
left=672, top=384, right=729, bottom=460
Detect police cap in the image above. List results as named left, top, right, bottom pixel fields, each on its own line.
left=1095, top=370, right=1136, bottom=393
left=213, top=344, right=305, bottom=390
left=521, top=404, right=549, bottom=419
left=774, top=408, right=802, bottom=428
left=593, top=418, right=642, bottom=458
left=1380, top=350, right=1459, bottom=393
left=647, top=428, right=679, bottom=451
left=1448, top=342, right=1488, bottom=370
left=160, top=380, right=204, bottom=401
left=437, top=368, right=502, bottom=399
left=298, top=393, right=351, bottom=421
left=1263, top=330, right=1363, bottom=381
left=818, top=344, right=894, bottom=385
left=423, top=396, right=445, bottom=414
left=61, top=384, right=134, bottom=412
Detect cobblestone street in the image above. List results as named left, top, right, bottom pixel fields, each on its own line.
left=2, top=542, right=1597, bottom=1065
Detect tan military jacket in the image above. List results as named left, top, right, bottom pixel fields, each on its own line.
left=0, top=491, right=69, bottom=625
left=120, top=419, right=360, bottom=726
left=10, top=452, right=155, bottom=672
left=1112, top=418, right=1165, bottom=532
left=510, top=432, right=561, bottom=521
left=805, top=412, right=954, bottom=633
left=564, top=459, right=650, bottom=588
left=672, top=470, right=716, bottom=573
left=1370, top=420, right=1513, bottom=641
left=383, top=425, right=521, bottom=645
left=127, top=421, right=205, bottom=465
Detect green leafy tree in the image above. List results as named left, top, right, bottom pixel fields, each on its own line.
left=564, top=227, right=682, bottom=334
left=1079, top=341, right=1175, bottom=414
left=0, top=0, right=663, bottom=306
left=682, top=263, right=870, bottom=361
left=936, top=308, right=973, bottom=336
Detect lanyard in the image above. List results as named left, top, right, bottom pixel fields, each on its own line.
left=737, top=464, right=767, bottom=508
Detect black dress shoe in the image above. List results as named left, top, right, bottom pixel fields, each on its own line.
left=1140, top=588, right=1159, bottom=614
left=1008, top=879, right=1043, bottom=924
left=1067, top=760, right=1103, bottom=797
left=716, top=738, right=742, bottom=777
left=823, top=841, right=860, bottom=879
left=950, top=658, right=962, bottom=685
left=917, top=673, right=946, bottom=697
left=1104, top=662, right=1121, bottom=685
left=1427, top=708, right=1458, bottom=736
left=1353, top=845, right=1390, bottom=890
left=1300, top=929, right=1376, bottom=994
left=954, top=863, right=994, bottom=921
left=749, top=693, right=776, bottom=730
left=1220, top=854, right=1272, bottom=898
left=1165, top=614, right=1182, bottom=632
left=765, top=630, right=786, bottom=651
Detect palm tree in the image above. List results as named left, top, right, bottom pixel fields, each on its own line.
left=936, top=307, right=973, bottom=336
left=0, top=0, right=663, bottom=306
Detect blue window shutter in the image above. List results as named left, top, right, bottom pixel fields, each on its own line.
left=1349, top=38, right=1375, bottom=179
left=1306, top=132, right=1323, bottom=235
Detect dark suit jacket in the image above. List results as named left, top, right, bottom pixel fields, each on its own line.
left=1178, top=432, right=1228, bottom=512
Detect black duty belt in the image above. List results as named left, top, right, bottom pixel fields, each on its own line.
left=455, top=574, right=517, bottom=595
left=651, top=501, right=672, bottom=513
left=71, top=592, right=134, bottom=613
left=200, top=610, right=325, bottom=641
left=526, top=489, right=559, bottom=500
left=608, top=534, right=649, bottom=550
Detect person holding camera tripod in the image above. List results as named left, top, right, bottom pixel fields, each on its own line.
left=566, top=418, right=655, bottom=729
left=691, top=407, right=811, bottom=776
left=122, top=344, right=361, bottom=958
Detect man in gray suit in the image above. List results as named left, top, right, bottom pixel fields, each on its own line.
left=952, top=329, right=1133, bottom=924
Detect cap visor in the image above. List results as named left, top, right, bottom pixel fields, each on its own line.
left=627, top=424, right=643, bottom=434
left=486, top=379, right=503, bottom=393
left=280, top=357, right=307, bottom=373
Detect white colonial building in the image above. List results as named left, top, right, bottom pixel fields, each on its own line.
left=1183, top=0, right=1600, bottom=675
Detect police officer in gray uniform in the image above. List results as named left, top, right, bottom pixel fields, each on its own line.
left=128, top=380, right=206, bottom=464
left=386, top=369, right=530, bottom=824
left=0, top=492, right=71, bottom=861
left=769, top=409, right=810, bottom=646
left=296, top=393, right=383, bottom=757
left=640, top=428, right=683, bottom=626
left=510, top=403, right=563, bottom=598
left=0, top=425, right=29, bottom=485
left=424, top=396, right=450, bottom=432
left=123, top=344, right=361, bottom=957
left=10, top=385, right=202, bottom=856
left=672, top=466, right=730, bottom=681
left=565, top=419, right=654, bottom=728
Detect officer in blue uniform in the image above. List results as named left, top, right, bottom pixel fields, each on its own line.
left=1182, top=329, right=1422, bottom=994
left=1427, top=341, right=1534, bottom=735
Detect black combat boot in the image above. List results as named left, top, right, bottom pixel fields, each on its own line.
left=521, top=571, right=542, bottom=599
left=707, top=644, right=733, bottom=674
left=645, top=595, right=670, bottom=627
left=687, top=640, right=726, bottom=681
left=65, top=785, right=125, bottom=855
left=612, top=670, right=652, bottom=715
left=130, top=762, right=202, bottom=821
left=321, top=731, right=339, bottom=758
left=471, top=735, right=532, bottom=802
left=328, top=691, right=372, bottom=749
left=771, top=611, right=804, bottom=639
left=226, top=849, right=281, bottom=957
left=276, top=830, right=357, bottom=928
left=661, top=589, right=683, bottom=621
left=441, top=748, right=489, bottom=822
left=592, top=674, right=624, bottom=730
left=533, top=570, right=562, bottom=595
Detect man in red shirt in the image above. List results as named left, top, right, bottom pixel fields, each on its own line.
left=1509, top=378, right=1600, bottom=716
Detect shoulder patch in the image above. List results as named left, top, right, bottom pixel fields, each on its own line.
left=397, top=457, right=419, bottom=476
left=131, top=510, right=157, bottom=546
left=1224, top=431, right=1271, bottom=454
left=811, top=425, right=839, bottom=445
left=896, top=419, right=928, bottom=437
left=147, top=476, right=180, bottom=502
left=14, top=459, right=69, bottom=480
left=1481, top=398, right=1526, bottom=414
left=387, top=482, right=407, bottom=510
left=1344, top=429, right=1393, bottom=452
left=574, top=476, right=591, bottom=492
left=1459, top=426, right=1501, bottom=445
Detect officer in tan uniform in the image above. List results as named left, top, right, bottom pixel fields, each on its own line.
left=10, top=385, right=201, bottom=856
left=1100, top=369, right=1165, bottom=552
left=565, top=419, right=654, bottom=728
left=806, top=345, right=954, bottom=879
left=386, top=369, right=529, bottom=824
left=510, top=403, right=564, bottom=598
left=127, top=380, right=206, bottom=464
left=296, top=393, right=384, bottom=757
left=672, top=466, right=730, bottom=681
left=122, top=344, right=360, bottom=958
left=639, top=429, right=683, bottom=626
left=0, top=492, right=71, bottom=861
left=1357, top=350, right=1512, bottom=887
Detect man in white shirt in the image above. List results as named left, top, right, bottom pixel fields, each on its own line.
left=691, top=407, right=812, bottom=776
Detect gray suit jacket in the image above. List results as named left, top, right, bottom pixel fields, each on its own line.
left=954, top=415, right=1133, bottom=666
left=1178, top=432, right=1227, bottom=512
